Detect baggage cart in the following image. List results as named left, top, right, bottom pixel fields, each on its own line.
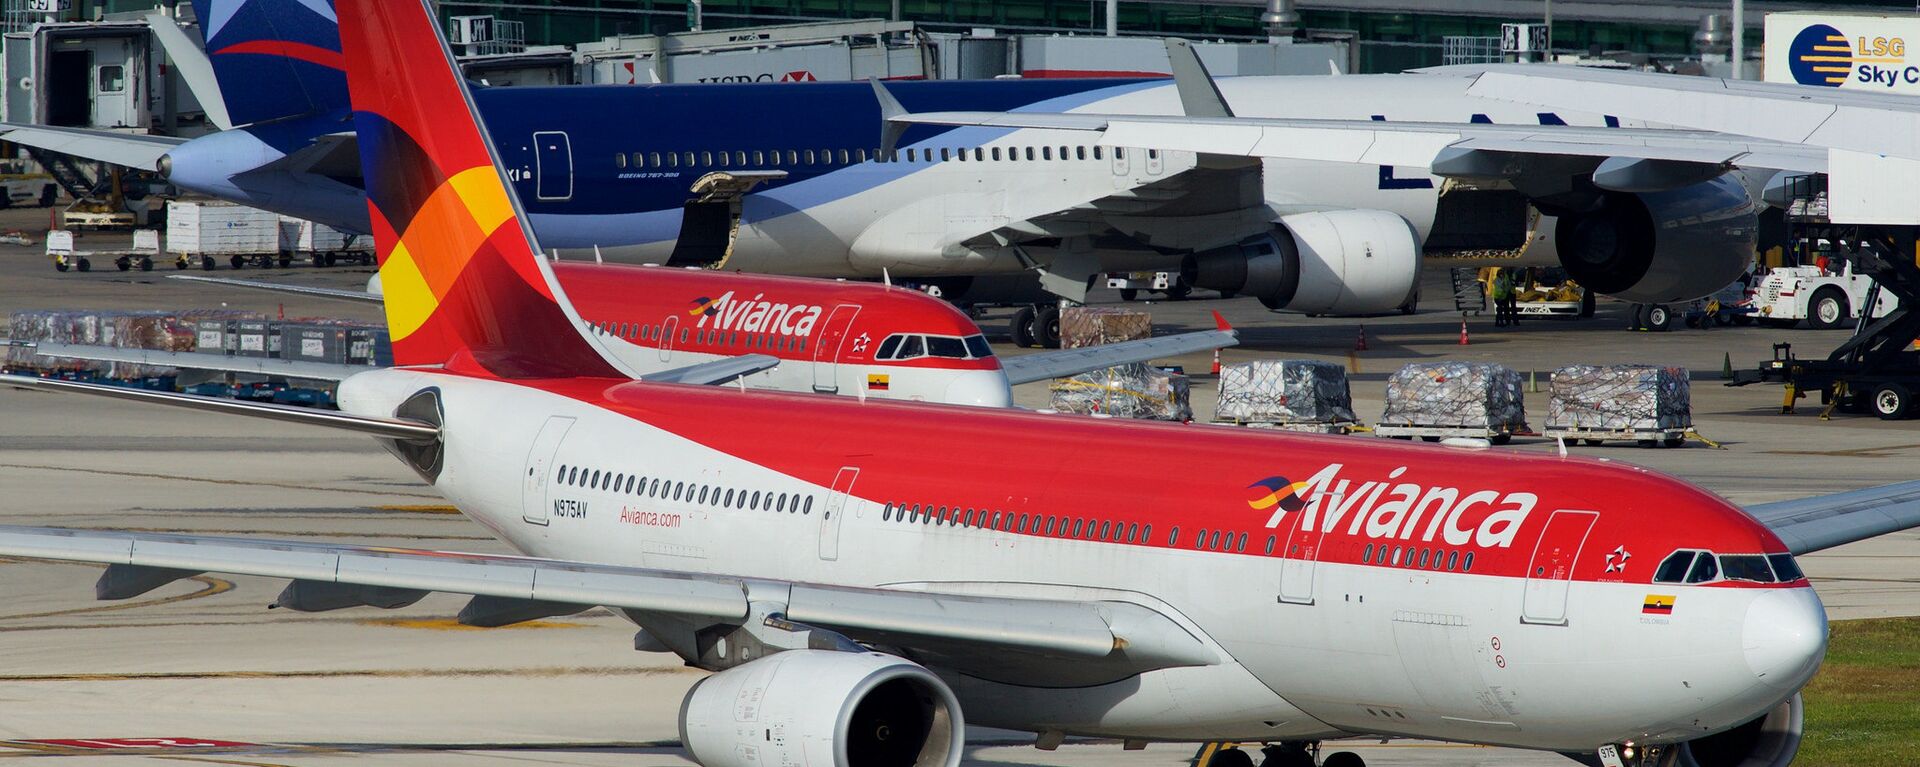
left=46, top=229, right=161, bottom=272
left=166, top=201, right=283, bottom=270
left=1375, top=362, right=1528, bottom=444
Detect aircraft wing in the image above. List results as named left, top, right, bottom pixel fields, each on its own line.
left=640, top=354, right=780, bottom=386
left=1448, top=63, right=1920, bottom=162
left=33, top=343, right=373, bottom=381
left=0, top=123, right=184, bottom=172
left=0, top=525, right=1216, bottom=675
left=894, top=111, right=1829, bottom=175
left=1746, top=480, right=1920, bottom=556
left=0, top=374, right=437, bottom=440
left=1001, top=318, right=1238, bottom=385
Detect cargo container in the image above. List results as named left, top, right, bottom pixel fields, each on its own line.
left=166, top=201, right=283, bottom=270
left=278, top=216, right=374, bottom=267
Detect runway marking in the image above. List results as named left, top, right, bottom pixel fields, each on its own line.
left=0, top=463, right=439, bottom=499
left=357, top=617, right=586, bottom=631
left=0, top=569, right=235, bottom=621
left=0, top=666, right=698, bottom=683
left=1759, top=442, right=1920, bottom=458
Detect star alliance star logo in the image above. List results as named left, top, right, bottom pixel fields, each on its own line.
left=851, top=333, right=871, bottom=354
left=1604, top=545, right=1630, bottom=573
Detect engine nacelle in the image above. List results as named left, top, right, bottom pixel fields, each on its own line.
left=1662, top=692, right=1803, bottom=767
left=1182, top=210, right=1419, bottom=315
left=680, top=650, right=963, bottom=767
left=1553, top=174, right=1757, bottom=304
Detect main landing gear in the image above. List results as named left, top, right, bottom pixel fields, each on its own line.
left=1204, top=742, right=1364, bottom=767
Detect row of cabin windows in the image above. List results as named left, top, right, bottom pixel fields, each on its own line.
left=614, top=146, right=1153, bottom=170
left=1362, top=542, right=1475, bottom=573
left=880, top=502, right=1156, bottom=545
left=555, top=463, right=814, bottom=515
left=589, top=319, right=808, bottom=354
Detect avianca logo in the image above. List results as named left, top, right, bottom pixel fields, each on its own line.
left=691, top=291, right=824, bottom=337
left=1247, top=477, right=1310, bottom=513
left=1260, top=463, right=1537, bottom=549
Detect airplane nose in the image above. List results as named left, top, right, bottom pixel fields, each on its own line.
left=1742, top=588, right=1827, bottom=689
left=945, top=372, right=1014, bottom=408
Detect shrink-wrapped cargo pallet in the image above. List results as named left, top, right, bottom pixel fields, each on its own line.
left=1213, top=359, right=1357, bottom=428
left=6, top=309, right=262, bottom=378
left=1546, top=365, right=1692, bottom=433
left=1050, top=363, right=1192, bottom=421
left=1379, top=362, right=1526, bottom=431
left=1060, top=306, right=1151, bottom=349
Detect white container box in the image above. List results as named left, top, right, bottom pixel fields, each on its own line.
left=166, top=201, right=280, bottom=256
left=278, top=215, right=369, bottom=254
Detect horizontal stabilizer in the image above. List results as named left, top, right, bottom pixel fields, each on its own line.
left=0, top=374, right=436, bottom=441
left=169, top=274, right=381, bottom=303
left=1000, top=328, right=1239, bottom=385
left=0, top=124, right=183, bottom=171
left=34, top=343, right=371, bottom=381
left=638, top=354, right=779, bottom=386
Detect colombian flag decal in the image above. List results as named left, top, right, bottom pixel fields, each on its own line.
left=1642, top=594, right=1676, bottom=615
left=867, top=374, right=890, bottom=391
left=1247, top=477, right=1310, bottom=513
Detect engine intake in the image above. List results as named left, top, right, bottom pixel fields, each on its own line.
left=1182, top=210, right=1419, bottom=315
left=1664, top=692, right=1803, bottom=767
left=1553, top=175, right=1757, bottom=304
left=680, top=650, right=963, bottom=767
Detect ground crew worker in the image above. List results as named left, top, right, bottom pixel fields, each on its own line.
left=1491, top=270, right=1517, bottom=327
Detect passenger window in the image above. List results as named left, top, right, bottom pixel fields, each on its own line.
left=991, top=147, right=1002, bottom=161
left=1093, top=146, right=1104, bottom=160
left=1070, top=519, right=1083, bottom=537
left=1209, top=531, right=1221, bottom=550
left=1076, top=146, right=1087, bottom=160
left=616, top=153, right=627, bottom=169
left=649, top=152, right=662, bottom=167
left=940, top=148, right=950, bottom=162
left=1042, top=147, right=1053, bottom=160
left=857, top=149, right=868, bottom=163
left=750, top=491, right=761, bottom=509
left=1768, top=553, right=1805, bottom=582
left=1129, top=523, right=1140, bottom=542
left=938, top=506, right=950, bottom=525
left=736, top=151, right=748, bottom=166
left=1446, top=551, right=1459, bottom=570
left=683, top=152, right=696, bottom=167
left=1142, top=524, right=1151, bottom=543
left=1420, top=550, right=1432, bottom=568
left=1391, top=546, right=1403, bottom=565
left=1686, top=553, right=1720, bottom=583
left=724, top=489, right=735, bottom=507
left=804, top=497, right=813, bottom=515
left=1463, top=552, right=1474, bottom=572
left=1721, top=555, right=1776, bottom=583
left=1363, top=543, right=1374, bottom=562
left=717, top=152, right=728, bottom=168
left=1237, top=533, right=1248, bottom=552
left=788, top=150, right=800, bottom=164
left=590, top=469, right=601, bottom=487
left=992, top=511, right=1003, bottom=529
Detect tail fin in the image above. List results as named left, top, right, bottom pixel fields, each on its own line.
left=337, top=0, right=623, bottom=378
left=191, top=0, right=350, bottom=126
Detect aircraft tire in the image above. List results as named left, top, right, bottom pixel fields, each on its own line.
left=1205, top=747, right=1254, bottom=767
left=1320, top=753, right=1365, bottom=767
left=1011, top=306, right=1037, bottom=348
left=1034, top=305, right=1062, bottom=349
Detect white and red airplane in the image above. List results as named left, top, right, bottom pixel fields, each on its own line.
left=3, top=4, right=1917, bottom=767
left=39, top=260, right=1236, bottom=408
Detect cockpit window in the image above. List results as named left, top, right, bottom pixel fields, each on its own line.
left=895, top=335, right=925, bottom=360
left=1653, top=550, right=1698, bottom=584
left=926, top=335, right=969, bottom=359
left=963, top=334, right=992, bottom=359
left=1685, top=553, right=1720, bottom=584
left=1720, top=555, right=1775, bottom=583
left=1768, top=553, right=1805, bottom=582
left=875, top=333, right=993, bottom=361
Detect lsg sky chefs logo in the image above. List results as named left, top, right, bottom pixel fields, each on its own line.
left=1789, top=23, right=1911, bottom=88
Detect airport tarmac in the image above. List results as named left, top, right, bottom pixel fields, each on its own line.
left=1, top=215, right=1916, bottom=765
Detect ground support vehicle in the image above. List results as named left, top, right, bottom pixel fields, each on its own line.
left=1108, top=271, right=1193, bottom=302
left=168, top=201, right=283, bottom=270
left=46, top=229, right=160, bottom=272
left=1731, top=226, right=1920, bottom=420
left=1752, top=260, right=1895, bottom=330
left=1453, top=266, right=1595, bottom=318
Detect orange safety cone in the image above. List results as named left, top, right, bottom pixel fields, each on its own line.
left=1458, top=319, right=1471, bottom=346
left=1354, top=325, right=1369, bottom=351
left=1210, top=347, right=1222, bottom=375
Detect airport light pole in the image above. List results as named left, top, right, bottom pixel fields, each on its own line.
left=1731, top=0, right=1744, bottom=79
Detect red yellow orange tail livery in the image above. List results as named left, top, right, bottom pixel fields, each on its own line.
left=337, top=0, right=621, bottom=378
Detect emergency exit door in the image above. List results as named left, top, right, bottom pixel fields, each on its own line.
left=533, top=131, right=573, bottom=201
left=1521, top=510, right=1599, bottom=625
left=522, top=416, right=574, bottom=525
left=1278, top=500, right=1329, bottom=605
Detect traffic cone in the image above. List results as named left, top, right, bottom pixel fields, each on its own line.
left=1354, top=325, right=1369, bottom=352
left=1721, top=352, right=1734, bottom=380
left=1458, top=319, right=1471, bottom=346
left=1210, top=347, right=1222, bottom=376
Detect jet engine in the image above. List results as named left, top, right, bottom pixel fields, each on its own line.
left=1660, top=692, right=1803, bottom=767
left=1182, top=209, right=1419, bottom=315
left=680, top=650, right=964, bottom=767
left=1552, top=175, right=1757, bottom=305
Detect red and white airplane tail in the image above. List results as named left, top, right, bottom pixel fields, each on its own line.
left=341, top=0, right=622, bottom=379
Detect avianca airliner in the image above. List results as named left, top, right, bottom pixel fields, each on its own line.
left=4, top=5, right=1914, bottom=767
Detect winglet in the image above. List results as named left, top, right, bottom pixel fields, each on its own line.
left=338, top=0, right=625, bottom=378
left=1163, top=39, right=1234, bottom=118
left=870, top=78, right=910, bottom=159
left=1211, top=310, right=1234, bottom=333
left=147, top=12, right=233, bottom=131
